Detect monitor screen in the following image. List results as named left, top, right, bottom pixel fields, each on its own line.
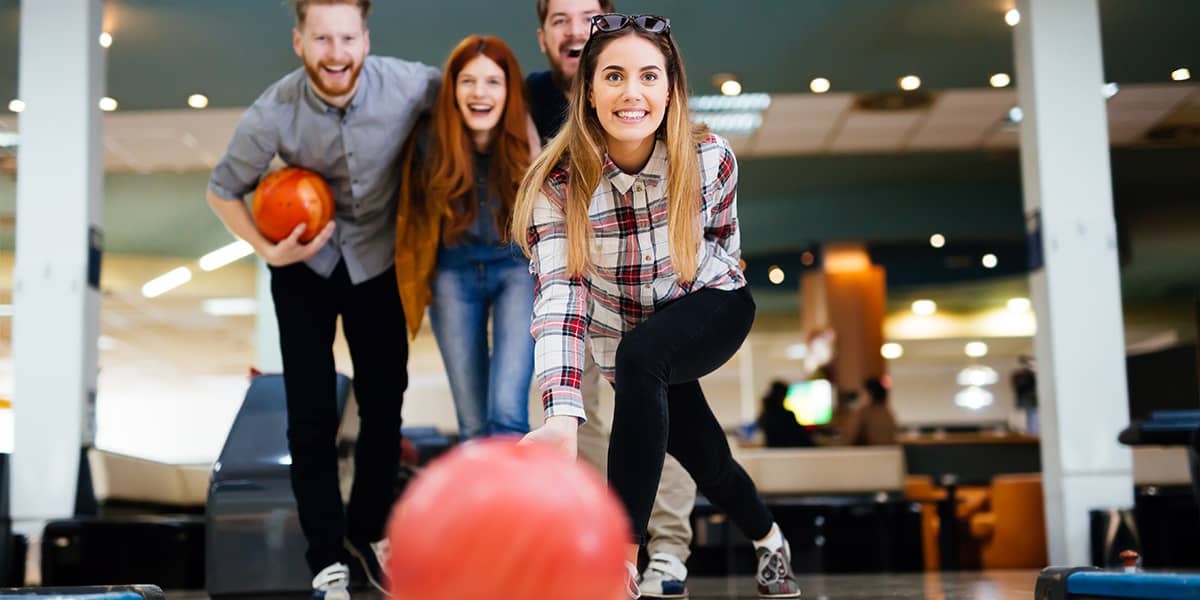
left=783, top=379, right=834, bottom=426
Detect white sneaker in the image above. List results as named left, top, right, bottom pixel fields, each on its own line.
left=640, top=552, right=688, bottom=598
left=311, top=562, right=351, bottom=600
left=626, top=561, right=642, bottom=599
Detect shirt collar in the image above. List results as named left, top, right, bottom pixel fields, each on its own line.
left=602, top=139, right=668, bottom=195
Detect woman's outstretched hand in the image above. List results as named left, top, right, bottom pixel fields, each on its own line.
left=519, top=415, right=579, bottom=461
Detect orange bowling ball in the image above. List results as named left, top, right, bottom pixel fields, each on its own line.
left=251, top=167, right=334, bottom=243
left=386, top=437, right=630, bottom=600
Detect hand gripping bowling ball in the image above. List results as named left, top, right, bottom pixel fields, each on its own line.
left=386, top=437, right=631, bottom=600
left=251, top=167, right=334, bottom=243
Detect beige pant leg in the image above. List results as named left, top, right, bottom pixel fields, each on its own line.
left=646, top=454, right=696, bottom=561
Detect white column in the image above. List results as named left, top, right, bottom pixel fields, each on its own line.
left=11, top=0, right=105, bottom=523
left=1015, top=0, right=1133, bottom=566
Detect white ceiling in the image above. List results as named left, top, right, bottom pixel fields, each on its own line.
left=1, top=83, right=1196, bottom=174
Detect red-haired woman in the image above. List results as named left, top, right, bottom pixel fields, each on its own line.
left=395, top=35, right=537, bottom=441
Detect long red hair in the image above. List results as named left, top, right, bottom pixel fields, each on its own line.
left=414, top=35, right=531, bottom=245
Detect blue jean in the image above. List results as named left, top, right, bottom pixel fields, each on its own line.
left=429, top=256, right=536, bottom=440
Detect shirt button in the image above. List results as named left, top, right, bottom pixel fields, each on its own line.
left=634, top=183, right=644, bottom=193
left=644, top=284, right=651, bottom=289
left=644, top=255, right=652, bottom=262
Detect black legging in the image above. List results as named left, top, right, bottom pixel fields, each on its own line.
left=608, top=285, right=774, bottom=544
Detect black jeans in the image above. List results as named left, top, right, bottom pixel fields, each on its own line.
left=270, top=260, right=408, bottom=574
left=608, top=286, right=774, bottom=544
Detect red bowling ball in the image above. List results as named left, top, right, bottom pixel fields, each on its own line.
left=386, top=437, right=630, bottom=600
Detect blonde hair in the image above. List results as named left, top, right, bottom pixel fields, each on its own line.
left=511, top=26, right=710, bottom=282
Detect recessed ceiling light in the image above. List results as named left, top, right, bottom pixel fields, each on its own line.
left=188, top=94, right=209, bottom=109
left=99, top=32, right=112, bottom=48
left=810, top=77, right=831, bottom=94
left=1005, top=9, right=1021, bottom=26
left=720, top=79, right=743, bottom=97
left=1103, top=82, right=1120, bottom=99
left=7, top=99, right=24, bottom=113
left=98, top=96, right=118, bottom=111
left=956, top=386, right=995, bottom=410
left=1007, top=297, right=1032, bottom=313
left=768, top=265, right=785, bottom=285
left=912, top=299, right=937, bottom=316
left=899, top=75, right=921, bottom=91
left=982, top=253, right=998, bottom=269
left=1008, top=106, right=1024, bottom=123
left=957, top=365, right=999, bottom=386
left=1171, top=67, right=1191, bottom=82
left=881, top=343, right=904, bottom=360
left=989, top=73, right=1011, bottom=88
left=965, top=341, right=989, bottom=358
left=930, top=233, right=946, bottom=248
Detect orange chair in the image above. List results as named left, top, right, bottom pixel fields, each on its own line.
left=904, top=476, right=987, bottom=570
left=968, top=473, right=1048, bottom=569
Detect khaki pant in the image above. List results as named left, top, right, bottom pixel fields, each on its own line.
left=577, top=351, right=696, bottom=560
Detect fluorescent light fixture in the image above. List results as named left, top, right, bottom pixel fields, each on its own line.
left=141, top=267, right=192, bottom=298
left=957, top=365, right=999, bottom=387
left=693, top=111, right=762, bottom=134
left=690, top=93, right=771, bottom=112
left=912, top=300, right=937, bottom=316
left=202, top=298, right=258, bottom=317
left=199, top=240, right=254, bottom=271
left=955, top=386, right=995, bottom=410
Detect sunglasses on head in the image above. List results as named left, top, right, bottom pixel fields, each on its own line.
left=589, top=13, right=671, bottom=36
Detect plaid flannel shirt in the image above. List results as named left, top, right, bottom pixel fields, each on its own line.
left=526, top=134, right=746, bottom=423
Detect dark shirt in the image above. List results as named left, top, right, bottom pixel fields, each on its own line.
left=526, top=70, right=569, bottom=144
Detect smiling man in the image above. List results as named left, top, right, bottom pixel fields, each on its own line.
left=205, top=2, right=439, bottom=599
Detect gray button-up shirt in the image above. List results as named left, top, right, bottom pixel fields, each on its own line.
left=209, top=55, right=441, bottom=284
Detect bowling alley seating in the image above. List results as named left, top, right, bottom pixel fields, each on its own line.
left=87, top=449, right=210, bottom=511
left=691, top=443, right=922, bottom=575
left=966, top=473, right=1048, bottom=569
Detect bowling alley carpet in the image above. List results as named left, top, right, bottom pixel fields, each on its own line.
left=171, top=570, right=1040, bottom=599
